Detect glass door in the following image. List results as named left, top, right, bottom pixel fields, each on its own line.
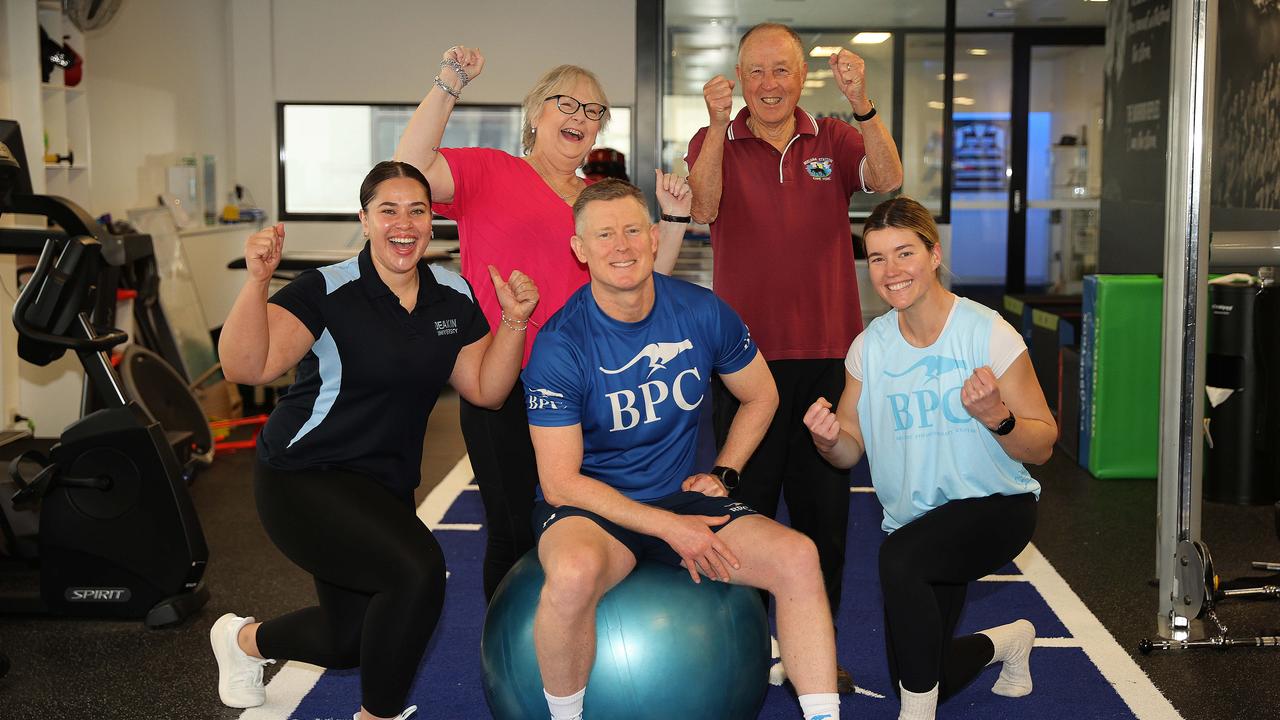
left=1023, top=43, right=1105, bottom=293
left=1007, top=30, right=1105, bottom=293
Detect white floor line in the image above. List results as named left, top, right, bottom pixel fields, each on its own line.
left=431, top=522, right=482, bottom=531
left=238, top=662, right=323, bottom=720
left=979, top=574, right=1029, bottom=582
left=1014, top=543, right=1183, bottom=720
left=246, top=455, right=476, bottom=720
left=1036, top=637, right=1084, bottom=648
left=850, top=486, right=876, bottom=493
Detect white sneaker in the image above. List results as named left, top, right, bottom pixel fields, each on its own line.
left=353, top=705, right=418, bottom=720
left=211, top=612, right=274, bottom=708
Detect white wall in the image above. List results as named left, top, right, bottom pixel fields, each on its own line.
left=85, top=0, right=235, bottom=221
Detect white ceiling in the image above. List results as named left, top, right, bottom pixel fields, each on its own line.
left=665, top=0, right=1110, bottom=30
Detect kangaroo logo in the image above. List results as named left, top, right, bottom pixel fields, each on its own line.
left=600, top=340, right=694, bottom=378
left=531, top=388, right=564, bottom=398
left=884, top=355, right=965, bottom=380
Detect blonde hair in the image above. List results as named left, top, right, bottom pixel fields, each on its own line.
left=863, top=196, right=943, bottom=278
left=522, top=65, right=611, bottom=154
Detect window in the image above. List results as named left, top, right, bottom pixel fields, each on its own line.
left=277, top=102, right=632, bottom=220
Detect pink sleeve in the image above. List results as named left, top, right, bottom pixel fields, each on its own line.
left=432, top=147, right=491, bottom=219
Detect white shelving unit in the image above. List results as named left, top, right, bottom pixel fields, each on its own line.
left=0, top=0, right=95, bottom=435
left=37, top=0, right=91, bottom=208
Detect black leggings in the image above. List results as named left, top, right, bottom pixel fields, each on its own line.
left=460, top=385, right=539, bottom=602
left=715, top=357, right=850, bottom=616
left=253, top=461, right=446, bottom=718
left=879, top=493, right=1037, bottom=698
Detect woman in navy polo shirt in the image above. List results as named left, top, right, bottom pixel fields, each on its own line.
left=210, top=161, right=539, bottom=720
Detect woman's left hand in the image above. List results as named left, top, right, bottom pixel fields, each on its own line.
left=654, top=169, right=693, bottom=218
left=960, top=366, right=1008, bottom=428
left=489, top=265, right=539, bottom=322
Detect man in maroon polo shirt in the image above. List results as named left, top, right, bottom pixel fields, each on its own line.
left=686, top=22, right=904, bottom=693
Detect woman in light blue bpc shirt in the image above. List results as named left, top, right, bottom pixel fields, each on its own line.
left=803, top=196, right=1058, bottom=720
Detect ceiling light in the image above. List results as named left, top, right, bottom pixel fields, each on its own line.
left=936, top=73, right=970, bottom=81
left=809, top=46, right=843, bottom=57
left=968, top=48, right=989, bottom=56
left=927, top=100, right=945, bottom=110
left=954, top=96, right=976, bottom=106
left=804, top=80, right=826, bottom=88
left=852, top=32, right=891, bottom=44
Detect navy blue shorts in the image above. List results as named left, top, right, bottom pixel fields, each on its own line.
left=531, top=491, right=758, bottom=567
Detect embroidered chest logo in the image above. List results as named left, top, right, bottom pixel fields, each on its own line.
left=434, top=318, right=459, bottom=336
left=803, top=157, right=834, bottom=180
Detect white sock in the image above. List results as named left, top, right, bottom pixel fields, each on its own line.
left=544, top=687, right=585, bottom=720
left=980, top=619, right=1035, bottom=697
left=898, top=683, right=938, bottom=720
left=797, top=692, right=839, bottom=720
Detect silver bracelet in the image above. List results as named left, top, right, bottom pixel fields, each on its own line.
left=439, top=58, right=471, bottom=87
left=500, top=312, right=529, bottom=332
left=433, top=75, right=461, bottom=99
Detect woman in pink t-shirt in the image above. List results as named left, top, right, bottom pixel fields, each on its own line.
left=396, top=45, right=692, bottom=601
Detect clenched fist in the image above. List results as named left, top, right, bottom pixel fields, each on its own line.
left=960, top=366, right=1008, bottom=428
left=703, top=74, right=735, bottom=128
left=803, top=397, right=841, bottom=452
left=441, top=45, right=484, bottom=85
left=244, top=223, right=284, bottom=283
left=828, top=49, right=870, bottom=114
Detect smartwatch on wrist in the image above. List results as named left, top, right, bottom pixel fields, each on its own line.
left=990, top=411, right=1016, bottom=436
left=852, top=101, right=877, bottom=123
left=710, top=465, right=740, bottom=491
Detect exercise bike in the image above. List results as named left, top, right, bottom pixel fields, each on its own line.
left=0, top=120, right=209, bottom=627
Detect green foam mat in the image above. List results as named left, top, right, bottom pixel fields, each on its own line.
left=1080, top=275, right=1163, bottom=479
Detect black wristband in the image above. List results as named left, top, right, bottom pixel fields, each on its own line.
left=991, top=411, right=1016, bottom=436
left=710, top=465, right=740, bottom=491
left=660, top=213, right=692, bottom=223
left=852, top=102, right=877, bottom=123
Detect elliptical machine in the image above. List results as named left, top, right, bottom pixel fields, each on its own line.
left=1, top=120, right=208, bottom=627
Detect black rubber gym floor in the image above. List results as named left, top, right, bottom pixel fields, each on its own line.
left=0, top=389, right=1276, bottom=719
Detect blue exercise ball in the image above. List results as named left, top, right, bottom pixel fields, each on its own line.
left=481, top=552, right=770, bottom=719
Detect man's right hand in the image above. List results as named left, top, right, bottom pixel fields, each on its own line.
left=245, top=223, right=284, bottom=282
left=703, top=74, right=735, bottom=128
left=663, top=513, right=740, bottom=584
left=803, top=397, right=841, bottom=452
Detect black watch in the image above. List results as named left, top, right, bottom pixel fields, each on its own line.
left=852, top=101, right=877, bottom=123
left=991, top=411, right=1016, bottom=436
left=710, top=465, right=740, bottom=491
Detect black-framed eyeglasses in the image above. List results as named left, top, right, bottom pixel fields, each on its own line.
left=545, top=95, right=608, bottom=121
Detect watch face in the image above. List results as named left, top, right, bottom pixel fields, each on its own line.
left=995, top=413, right=1016, bottom=436
left=713, top=466, right=739, bottom=489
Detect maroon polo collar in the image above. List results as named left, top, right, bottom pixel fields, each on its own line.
left=727, top=106, right=820, bottom=142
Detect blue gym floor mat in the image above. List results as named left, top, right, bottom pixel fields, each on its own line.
left=273, top=463, right=1165, bottom=720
